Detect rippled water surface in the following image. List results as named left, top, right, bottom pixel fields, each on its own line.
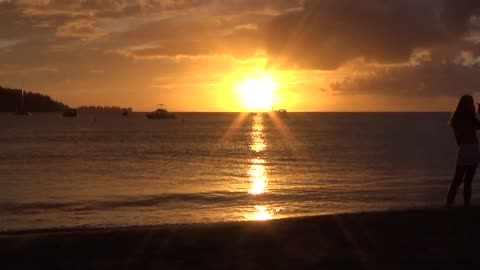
left=0, top=112, right=464, bottom=230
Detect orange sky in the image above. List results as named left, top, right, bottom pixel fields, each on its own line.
left=1, top=0, right=480, bottom=111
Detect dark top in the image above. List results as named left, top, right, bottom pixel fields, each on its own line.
left=452, top=115, right=480, bottom=145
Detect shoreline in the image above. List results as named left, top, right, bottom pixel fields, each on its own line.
left=2, top=207, right=479, bottom=269
left=0, top=205, right=443, bottom=235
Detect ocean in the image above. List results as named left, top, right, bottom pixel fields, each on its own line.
left=0, top=112, right=464, bottom=231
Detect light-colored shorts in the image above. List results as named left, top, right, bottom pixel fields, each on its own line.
left=457, top=144, right=480, bottom=166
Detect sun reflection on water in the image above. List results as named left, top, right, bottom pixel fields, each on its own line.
left=245, top=114, right=278, bottom=221
left=245, top=206, right=272, bottom=221
left=248, top=115, right=268, bottom=195
left=248, top=158, right=267, bottom=195
left=251, top=116, right=266, bottom=153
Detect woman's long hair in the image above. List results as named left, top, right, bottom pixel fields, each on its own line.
left=450, top=95, right=476, bottom=128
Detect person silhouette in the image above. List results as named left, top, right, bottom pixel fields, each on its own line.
left=446, top=95, right=480, bottom=208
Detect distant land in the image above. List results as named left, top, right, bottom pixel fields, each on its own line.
left=77, top=106, right=133, bottom=113
left=0, top=86, right=69, bottom=112
left=1, top=86, right=132, bottom=113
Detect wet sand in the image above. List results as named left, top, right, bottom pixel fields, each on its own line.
left=1, top=208, right=479, bottom=269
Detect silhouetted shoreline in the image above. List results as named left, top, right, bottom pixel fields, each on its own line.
left=0, top=86, right=134, bottom=114
left=0, top=86, right=69, bottom=112
left=1, top=208, right=479, bottom=269
left=78, top=106, right=133, bottom=113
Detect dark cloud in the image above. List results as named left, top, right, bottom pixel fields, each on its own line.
left=263, top=0, right=480, bottom=70
left=331, top=60, right=480, bottom=97
left=0, top=1, right=56, bottom=39
left=12, top=0, right=205, bottom=14
left=0, top=0, right=210, bottom=40
left=211, top=0, right=302, bottom=15
left=443, top=0, right=480, bottom=35
left=322, top=0, right=480, bottom=98
left=56, top=20, right=106, bottom=39
left=123, top=41, right=216, bottom=58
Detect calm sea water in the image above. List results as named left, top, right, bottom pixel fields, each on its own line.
left=0, top=112, right=465, bottom=231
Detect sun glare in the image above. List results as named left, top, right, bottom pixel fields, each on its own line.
left=236, top=75, right=279, bottom=111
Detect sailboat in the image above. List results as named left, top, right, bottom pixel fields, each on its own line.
left=14, top=82, right=31, bottom=116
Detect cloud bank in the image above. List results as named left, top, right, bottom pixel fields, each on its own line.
left=2, top=0, right=480, bottom=109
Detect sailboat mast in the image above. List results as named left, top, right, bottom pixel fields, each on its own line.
left=21, top=80, right=24, bottom=110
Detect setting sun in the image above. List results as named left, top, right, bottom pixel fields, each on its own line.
left=235, top=75, right=279, bottom=111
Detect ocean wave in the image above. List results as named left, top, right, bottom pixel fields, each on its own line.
left=0, top=186, right=430, bottom=215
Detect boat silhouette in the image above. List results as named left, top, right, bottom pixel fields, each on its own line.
left=14, top=82, right=31, bottom=116
left=62, top=108, right=77, bottom=117
left=146, top=104, right=175, bottom=119
left=271, top=107, right=287, bottom=118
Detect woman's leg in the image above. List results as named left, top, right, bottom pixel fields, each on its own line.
left=447, top=165, right=467, bottom=208
left=463, top=164, right=478, bottom=207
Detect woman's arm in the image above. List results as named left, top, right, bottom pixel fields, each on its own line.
left=475, top=104, right=480, bottom=128
left=473, top=103, right=480, bottom=129
left=475, top=118, right=480, bottom=129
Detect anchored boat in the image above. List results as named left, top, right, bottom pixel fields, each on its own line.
left=146, top=104, right=175, bottom=119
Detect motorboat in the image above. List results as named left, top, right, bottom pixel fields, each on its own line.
left=146, top=105, right=175, bottom=119
left=271, top=108, right=287, bottom=118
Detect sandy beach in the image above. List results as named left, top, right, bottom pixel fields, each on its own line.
left=1, top=208, right=479, bottom=269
